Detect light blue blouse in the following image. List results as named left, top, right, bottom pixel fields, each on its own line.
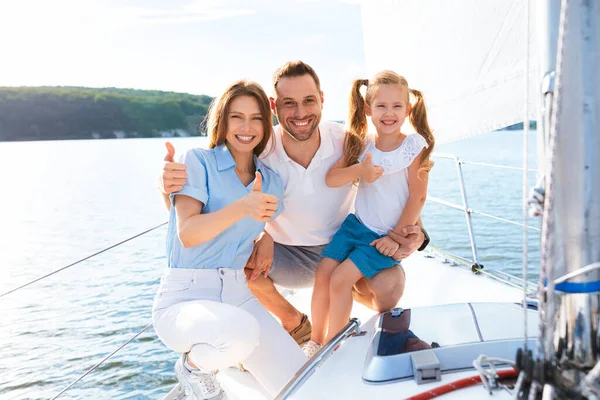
left=166, top=143, right=284, bottom=270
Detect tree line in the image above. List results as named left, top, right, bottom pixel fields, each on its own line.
left=0, top=87, right=214, bottom=141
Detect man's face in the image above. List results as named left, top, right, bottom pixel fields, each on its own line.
left=271, top=74, right=323, bottom=141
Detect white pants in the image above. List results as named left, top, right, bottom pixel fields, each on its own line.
left=152, top=267, right=306, bottom=396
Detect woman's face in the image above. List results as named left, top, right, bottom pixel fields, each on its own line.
left=225, top=95, right=265, bottom=155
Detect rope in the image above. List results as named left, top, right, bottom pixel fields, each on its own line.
left=405, top=369, right=518, bottom=400
left=522, top=0, right=531, bottom=354
left=51, top=323, right=153, bottom=400
left=0, top=222, right=167, bottom=299
left=472, top=354, right=517, bottom=394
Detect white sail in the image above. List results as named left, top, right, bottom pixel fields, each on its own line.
left=360, top=0, right=539, bottom=143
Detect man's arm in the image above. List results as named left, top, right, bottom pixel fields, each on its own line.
left=410, top=218, right=430, bottom=251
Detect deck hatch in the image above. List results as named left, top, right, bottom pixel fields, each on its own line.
left=362, top=304, right=536, bottom=384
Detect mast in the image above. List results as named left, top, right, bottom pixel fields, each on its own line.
left=522, top=0, right=600, bottom=398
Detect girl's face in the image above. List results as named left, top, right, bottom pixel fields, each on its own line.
left=225, top=95, right=265, bottom=154
left=366, top=83, right=411, bottom=137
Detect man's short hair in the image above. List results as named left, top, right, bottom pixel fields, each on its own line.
left=272, top=61, right=322, bottom=95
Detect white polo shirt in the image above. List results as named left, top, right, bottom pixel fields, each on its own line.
left=261, top=120, right=357, bottom=246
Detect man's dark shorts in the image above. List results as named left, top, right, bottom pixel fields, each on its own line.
left=269, top=243, right=326, bottom=288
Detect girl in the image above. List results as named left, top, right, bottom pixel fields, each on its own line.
left=304, top=70, right=435, bottom=356
left=152, top=80, right=306, bottom=399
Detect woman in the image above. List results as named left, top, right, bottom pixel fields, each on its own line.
left=152, top=80, right=306, bottom=400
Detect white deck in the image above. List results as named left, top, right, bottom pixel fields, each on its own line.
left=286, top=251, right=527, bottom=316
left=165, top=252, right=536, bottom=400
left=292, top=303, right=536, bottom=399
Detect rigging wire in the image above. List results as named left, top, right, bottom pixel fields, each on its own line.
left=460, top=160, right=537, bottom=173
left=51, top=323, right=153, bottom=400
left=0, top=222, right=167, bottom=299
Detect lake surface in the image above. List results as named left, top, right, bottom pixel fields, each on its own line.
left=0, top=130, right=540, bottom=399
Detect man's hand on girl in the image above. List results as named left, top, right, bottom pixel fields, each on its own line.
left=388, top=226, right=425, bottom=260
left=370, top=235, right=400, bottom=256
left=242, top=172, right=279, bottom=222
left=360, top=152, right=384, bottom=183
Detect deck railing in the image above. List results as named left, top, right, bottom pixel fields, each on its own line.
left=427, top=153, right=538, bottom=294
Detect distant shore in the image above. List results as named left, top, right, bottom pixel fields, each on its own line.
left=0, top=86, right=536, bottom=142
left=0, top=86, right=213, bottom=142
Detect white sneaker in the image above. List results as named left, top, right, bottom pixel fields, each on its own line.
left=302, top=340, right=322, bottom=358
left=175, top=355, right=226, bottom=400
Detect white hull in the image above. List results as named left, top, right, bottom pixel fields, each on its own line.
left=165, top=252, right=537, bottom=400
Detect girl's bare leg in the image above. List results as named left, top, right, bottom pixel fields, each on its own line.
left=352, top=265, right=405, bottom=312
left=326, top=259, right=364, bottom=342
left=310, top=258, right=341, bottom=344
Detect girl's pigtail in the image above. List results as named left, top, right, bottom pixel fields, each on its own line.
left=344, top=79, right=370, bottom=166
left=409, top=88, right=435, bottom=177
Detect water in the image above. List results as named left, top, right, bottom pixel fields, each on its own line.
left=0, top=131, right=540, bottom=399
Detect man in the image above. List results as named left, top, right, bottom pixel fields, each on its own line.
left=159, top=61, right=429, bottom=344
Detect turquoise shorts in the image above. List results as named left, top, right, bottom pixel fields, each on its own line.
left=321, top=214, right=399, bottom=279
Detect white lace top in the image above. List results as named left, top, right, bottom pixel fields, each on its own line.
left=354, top=133, right=428, bottom=235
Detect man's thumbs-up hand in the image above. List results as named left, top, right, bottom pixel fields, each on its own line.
left=164, top=141, right=176, bottom=162
left=159, top=142, right=187, bottom=194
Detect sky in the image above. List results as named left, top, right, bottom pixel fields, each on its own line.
left=0, top=0, right=366, bottom=121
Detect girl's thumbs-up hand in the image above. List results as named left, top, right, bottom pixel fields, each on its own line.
left=243, top=172, right=278, bottom=222
left=360, top=152, right=384, bottom=183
